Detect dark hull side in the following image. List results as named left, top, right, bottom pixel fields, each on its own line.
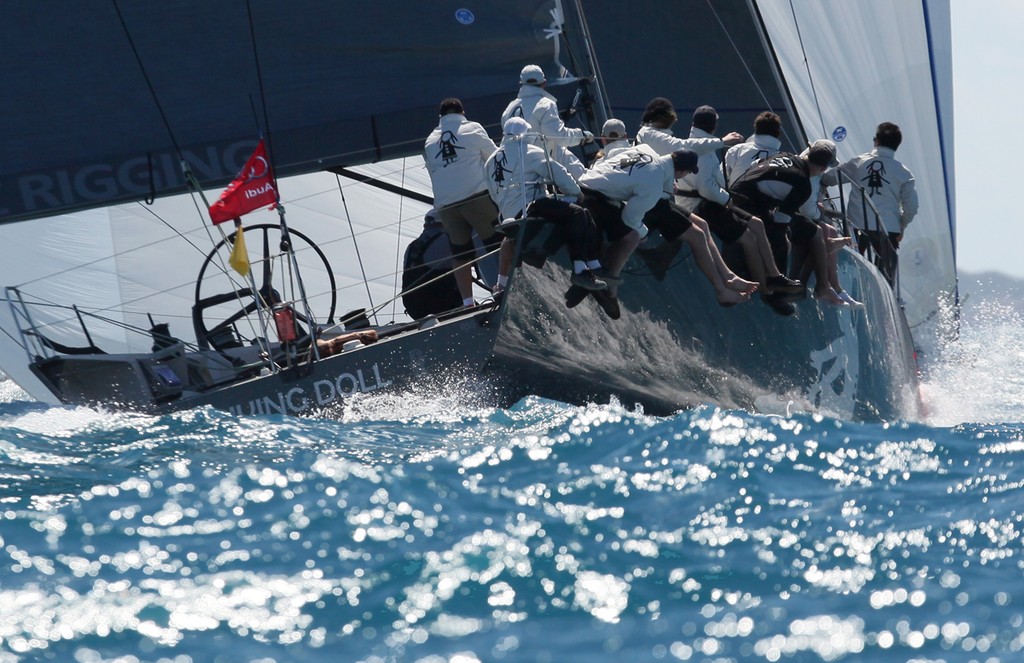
left=488, top=245, right=921, bottom=421
left=32, top=308, right=505, bottom=417
left=189, top=311, right=504, bottom=417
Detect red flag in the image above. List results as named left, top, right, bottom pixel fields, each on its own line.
left=208, top=139, right=277, bottom=224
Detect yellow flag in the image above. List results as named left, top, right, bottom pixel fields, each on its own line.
left=229, top=225, right=251, bottom=277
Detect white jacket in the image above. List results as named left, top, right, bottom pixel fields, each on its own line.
left=824, top=146, right=918, bottom=234
left=423, top=114, right=498, bottom=207
left=635, top=125, right=723, bottom=159
left=501, top=85, right=586, bottom=178
left=579, top=146, right=674, bottom=239
left=591, top=138, right=633, bottom=166
left=724, top=134, right=781, bottom=186
left=484, top=138, right=581, bottom=220
left=673, top=127, right=730, bottom=213
left=501, top=85, right=585, bottom=147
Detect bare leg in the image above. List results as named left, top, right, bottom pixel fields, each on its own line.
left=689, top=214, right=757, bottom=294
left=494, top=237, right=515, bottom=290
left=748, top=216, right=786, bottom=279
left=806, top=228, right=843, bottom=305
left=453, top=260, right=474, bottom=301
left=681, top=225, right=751, bottom=306
left=738, top=229, right=769, bottom=289
left=818, top=223, right=842, bottom=292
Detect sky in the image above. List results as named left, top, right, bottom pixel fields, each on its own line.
left=951, top=0, right=1024, bottom=277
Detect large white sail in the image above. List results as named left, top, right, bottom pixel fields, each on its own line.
left=754, top=0, right=957, bottom=339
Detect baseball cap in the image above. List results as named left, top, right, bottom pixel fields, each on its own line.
left=519, top=64, right=546, bottom=85
left=503, top=116, right=530, bottom=136
left=692, top=105, right=719, bottom=129
left=602, top=118, right=626, bottom=139
left=806, top=139, right=839, bottom=167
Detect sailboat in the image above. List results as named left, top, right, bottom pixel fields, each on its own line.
left=0, top=0, right=955, bottom=421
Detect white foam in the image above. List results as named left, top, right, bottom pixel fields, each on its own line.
left=919, top=294, right=1024, bottom=425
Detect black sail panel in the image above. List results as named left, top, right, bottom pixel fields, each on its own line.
left=0, top=1, right=589, bottom=223
left=584, top=0, right=803, bottom=150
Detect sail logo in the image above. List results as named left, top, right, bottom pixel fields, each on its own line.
left=832, top=126, right=847, bottom=142
left=455, top=8, right=475, bottom=24
left=226, top=363, right=393, bottom=416
left=243, top=155, right=270, bottom=182
left=8, top=140, right=264, bottom=220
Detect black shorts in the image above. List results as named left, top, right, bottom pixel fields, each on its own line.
left=580, top=188, right=633, bottom=242
left=642, top=198, right=691, bottom=242
left=790, top=215, right=820, bottom=245
left=696, top=199, right=747, bottom=244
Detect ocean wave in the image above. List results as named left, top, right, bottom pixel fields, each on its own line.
left=0, top=396, right=1021, bottom=661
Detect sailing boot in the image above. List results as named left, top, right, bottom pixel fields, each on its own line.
left=570, top=269, right=608, bottom=291
left=565, top=285, right=590, bottom=309
left=592, top=289, right=621, bottom=320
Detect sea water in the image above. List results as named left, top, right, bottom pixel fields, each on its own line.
left=1, top=296, right=1023, bottom=663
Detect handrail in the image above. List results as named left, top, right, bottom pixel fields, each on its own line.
left=833, top=170, right=901, bottom=298
left=6, top=286, right=51, bottom=362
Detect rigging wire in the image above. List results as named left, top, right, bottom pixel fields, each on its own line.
left=786, top=0, right=827, bottom=138
left=704, top=0, right=802, bottom=149
left=244, top=0, right=319, bottom=360
left=110, top=0, right=223, bottom=257
left=704, top=1, right=777, bottom=108
left=333, top=174, right=379, bottom=326
left=391, top=158, right=408, bottom=320
left=110, top=0, right=270, bottom=355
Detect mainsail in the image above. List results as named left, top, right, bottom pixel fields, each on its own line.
left=0, top=1, right=595, bottom=222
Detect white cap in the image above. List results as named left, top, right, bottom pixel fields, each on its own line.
left=519, top=64, right=546, bottom=85
left=602, top=118, right=626, bottom=139
left=503, top=117, right=530, bottom=136
left=804, top=139, right=839, bottom=167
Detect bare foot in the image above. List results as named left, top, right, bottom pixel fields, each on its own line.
left=814, top=287, right=845, bottom=306
left=725, top=275, right=758, bottom=294
left=827, top=236, right=852, bottom=252
left=718, top=288, right=752, bottom=307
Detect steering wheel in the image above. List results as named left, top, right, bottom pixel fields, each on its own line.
left=193, top=224, right=337, bottom=352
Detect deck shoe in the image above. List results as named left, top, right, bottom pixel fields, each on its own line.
left=570, top=269, right=608, bottom=291
left=592, top=289, right=621, bottom=319
left=837, top=290, right=864, bottom=309
left=564, top=285, right=589, bottom=309
left=593, top=267, right=623, bottom=287
left=765, top=274, right=803, bottom=294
